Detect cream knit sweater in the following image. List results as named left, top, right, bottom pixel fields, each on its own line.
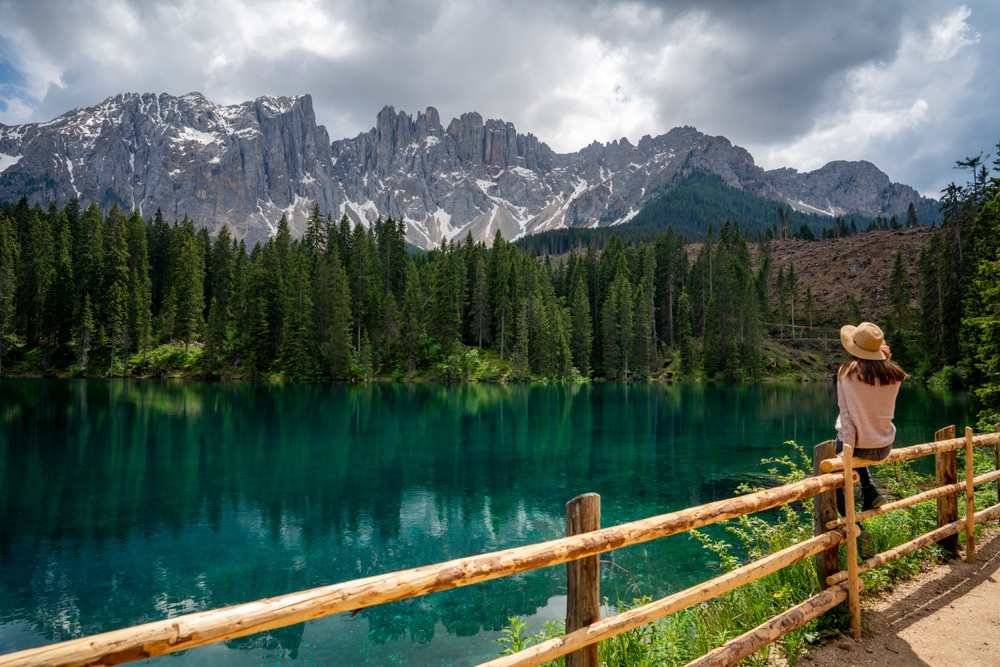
left=835, top=374, right=902, bottom=451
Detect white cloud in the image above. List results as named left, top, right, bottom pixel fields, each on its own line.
left=1, top=0, right=999, bottom=196
left=748, top=5, right=982, bottom=192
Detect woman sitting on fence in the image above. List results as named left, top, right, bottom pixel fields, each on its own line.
left=835, top=322, right=908, bottom=554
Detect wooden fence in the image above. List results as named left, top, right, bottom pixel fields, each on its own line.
left=2, top=425, right=999, bottom=667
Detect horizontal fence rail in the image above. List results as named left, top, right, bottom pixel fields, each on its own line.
left=3, top=424, right=999, bottom=667
left=0, top=475, right=843, bottom=667
left=819, top=432, right=1000, bottom=473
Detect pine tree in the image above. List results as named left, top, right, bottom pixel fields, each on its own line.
left=510, top=298, right=530, bottom=380
left=76, top=203, right=105, bottom=318
left=887, top=250, right=911, bottom=332
left=14, top=206, right=53, bottom=348
left=688, top=227, right=714, bottom=335
left=569, top=274, right=592, bottom=377
left=428, top=239, right=463, bottom=355
left=467, top=243, right=489, bottom=349
left=601, top=258, right=633, bottom=379
left=165, top=216, right=206, bottom=349
left=631, top=245, right=657, bottom=378
left=676, top=288, right=695, bottom=376
left=75, top=294, right=95, bottom=371
left=204, top=225, right=235, bottom=376
left=348, top=221, right=379, bottom=355
left=311, top=241, right=353, bottom=379
left=960, top=195, right=1000, bottom=394
left=278, top=252, right=315, bottom=380
left=701, top=296, right=722, bottom=377
left=0, top=211, right=18, bottom=376
left=146, top=209, right=171, bottom=318
left=103, top=205, right=130, bottom=375
left=399, top=261, right=426, bottom=376
left=654, top=228, right=686, bottom=350
left=489, top=232, right=515, bottom=360
left=42, top=222, right=74, bottom=355
left=125, top=210, right=152, bottom=364
left=918, top=232, right=946, bottom=369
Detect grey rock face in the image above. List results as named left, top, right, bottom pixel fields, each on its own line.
left=0, top=92, right=339, bottom=247
left=0, top=94, right=933, bottom=249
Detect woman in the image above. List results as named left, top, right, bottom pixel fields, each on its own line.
left=835, top=322, right=907, bottom=554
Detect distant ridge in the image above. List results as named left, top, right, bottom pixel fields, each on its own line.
left=0, top=92, right=937, bottom=249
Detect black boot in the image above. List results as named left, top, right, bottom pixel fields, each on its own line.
left=861, top=485, right=886, bottom=511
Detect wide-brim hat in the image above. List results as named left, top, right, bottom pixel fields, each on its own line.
left=840, top=322, right=886, bottom=360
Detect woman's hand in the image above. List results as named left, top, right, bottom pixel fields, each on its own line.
left=881, top=343, right=892, bottom=360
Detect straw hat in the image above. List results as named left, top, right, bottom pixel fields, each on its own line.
left=840, top=322, right=886, bottom=360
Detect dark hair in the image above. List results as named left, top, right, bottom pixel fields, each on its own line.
left=838, top=357, right=907, bottom=386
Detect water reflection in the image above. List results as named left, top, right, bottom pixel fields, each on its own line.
left=0, top=380, right=976, bottom=665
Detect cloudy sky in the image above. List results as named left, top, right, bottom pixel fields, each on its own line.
left=1, top=0, right=997, bottom=197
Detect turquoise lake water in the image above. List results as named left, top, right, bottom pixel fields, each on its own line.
left=0, top=380, right=976, bottom=665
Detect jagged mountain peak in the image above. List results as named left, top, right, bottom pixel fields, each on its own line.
left=0, top=92, right=934, bottom=249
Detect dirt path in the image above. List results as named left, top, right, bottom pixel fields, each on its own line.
left=799, top=526, right=1000, bottom=666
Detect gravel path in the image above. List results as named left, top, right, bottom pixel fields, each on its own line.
left=798, top=526, right=1000, bottom=666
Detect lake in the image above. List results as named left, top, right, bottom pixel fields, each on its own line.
left=0, top=380, right=976, bottom=665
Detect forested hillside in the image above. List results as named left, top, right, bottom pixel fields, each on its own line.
left=514, top=170, right=934, bottom=255
left=0, top=151, right=996, bottom=427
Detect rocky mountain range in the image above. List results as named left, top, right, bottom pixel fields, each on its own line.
left=0, top=92, right=934, bottom=249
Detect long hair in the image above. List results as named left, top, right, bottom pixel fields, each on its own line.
left=838, top=357, right=907, bottom=386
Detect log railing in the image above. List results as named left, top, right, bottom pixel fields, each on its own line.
left=3, top=425, right=999, bottom=667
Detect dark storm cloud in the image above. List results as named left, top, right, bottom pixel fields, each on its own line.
left=1, top=0, right=999, bottom=195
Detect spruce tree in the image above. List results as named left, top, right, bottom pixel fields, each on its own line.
left=42, top=222, right=75, bottom=356
left=489, top=232, right=515, bottom=360
left=569, top=274, right=592, bottom=377
left=279, top=252, right=315, bottom=380
left=601, top=258, right=633, bottom=379
left=676, top=288, right=695, bottom=376
left=0, top=211, right=18, bottom=376
left=103, top=205, right=130, bottom=374
left=15, top=207, right=53, bottom=348
left=125, top=210, right=152, bottom=364
left=204, top=226, right=235, bottom=376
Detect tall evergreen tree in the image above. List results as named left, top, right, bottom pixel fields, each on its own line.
left=279, top=252, right=316, bottom=380
left=163, top=216, right=206, bottom=348
left=428, top=239, right=463, bottom=354
left=676, top=288, right=695, bottom=376
left=103, top=205, right=131, bottom=374
left=204, top=225, right=235, bottom=376
left=14, top=206, right=53, bottom=348
left=569, top=274, right=592, bottom=377
left=631, top=245, right=657, bottom=378
left=654, top=228, right=686, bottom=350
left=0, top=212, right=18, bottom=375
left=488, top=232, right=516, bottom=360
left=311, top=240, right=353, bottom=379
left=601, top=257, right=634, bottom=379
left=41, top=222, right=74, bottom=356
left=125, top=210, right=153, bottom=363
left=399, top=261, right=426, bottom=376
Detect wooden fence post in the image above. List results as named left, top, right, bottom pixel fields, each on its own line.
left=813, top=440, right=839, bottom=586
left=935, top=425, right=958, bottom=558
left=994, top=424, right=1000, bottom=519
left=840, top=444, right=862, bottom=640
left=965, top=427, right=976, bottom=564
left=566, top=493, right=601, bottom=667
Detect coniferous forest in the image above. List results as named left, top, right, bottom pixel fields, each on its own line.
left=0, top=155, right=997, bottom=426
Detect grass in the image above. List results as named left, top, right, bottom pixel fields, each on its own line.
left=496, top=438, right=998, bottom=666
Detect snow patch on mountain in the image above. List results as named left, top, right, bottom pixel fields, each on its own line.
left=0, top=153, right=21, bottom=173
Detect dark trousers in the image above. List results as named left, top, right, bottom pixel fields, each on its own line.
left=835, top=437, right=891, bottom=516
